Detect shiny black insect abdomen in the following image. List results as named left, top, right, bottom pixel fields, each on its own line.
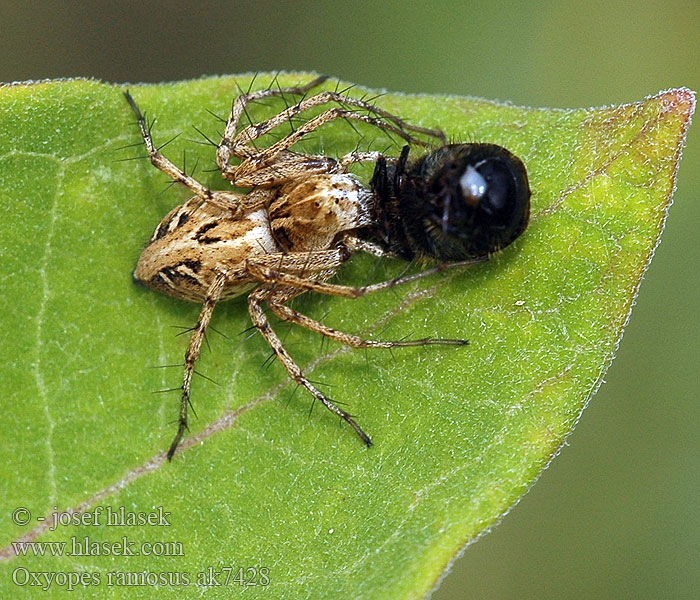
left=368, top=143, right=531, bottom=261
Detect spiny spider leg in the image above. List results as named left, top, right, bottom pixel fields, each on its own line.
left=267, top=297, right=468, bottom=349
left=219, top=87, right=445, bottom=185
left=341, top=234, right=396, bottom=259
left=217, top=75, right=329, bottom=173
left=225, top=108, right=438, bottom=187
left=239, top=248, right=470, bottom=448
left=124, top=91, right=243, bottom=213
left=245, top=254, right=489, bottom=301
left=228, top=107, right=440, bottom=188
left=248, top=286, right=373, bottom=447
left=339, top=151, right=385, bottom=169
left=168, top=270, right=227, bottom=460
left=245, top=247, right=350, bottom=277
left=226, top=89, right=445, bottom=163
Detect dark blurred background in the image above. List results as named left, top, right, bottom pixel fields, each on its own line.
left=2, top=1, right=697, bottom=598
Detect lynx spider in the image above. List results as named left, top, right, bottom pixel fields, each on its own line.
left=126, top=76, right=478, bottom=460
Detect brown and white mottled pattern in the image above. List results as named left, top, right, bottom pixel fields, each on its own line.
left=134, top=197, right=277, bottom=302
left=269, top=174, right=373, bottom=252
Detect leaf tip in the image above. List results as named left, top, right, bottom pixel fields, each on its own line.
left=654, top=87, right=696, bottom=121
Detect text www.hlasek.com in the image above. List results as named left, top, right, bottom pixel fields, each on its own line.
left=12, top=536, right=183, bottom=558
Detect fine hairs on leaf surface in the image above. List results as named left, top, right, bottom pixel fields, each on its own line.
left=0, top=74, right=694, bottom=599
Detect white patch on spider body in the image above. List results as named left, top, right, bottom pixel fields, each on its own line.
left=324, top=173, right=374, bottom=230
left=227, top=207, right=278, bottom=255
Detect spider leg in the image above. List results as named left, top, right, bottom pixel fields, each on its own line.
left=227, top=150, right=341, bottom=187
left=124, top=91, right=242, bottom=212
left=247, top=245, right=472, bottom=348
left=167, top=270, right=227, bottom=460
left=229, top=90, right=444, bottom=161
left=339, top=151, right=385, bottom=169
left=245, top=247, right=351, bottom=279
left=217, top=75, right=329, bottom=177
left=267, top=295, right=467, bottom=348
left=342, top=234, right=396, bottom=258
left=248, top=286, right=372, bottom=447
left=246, top=254, right=489, bottom=300
left=228, top=105, right=435, bottom=186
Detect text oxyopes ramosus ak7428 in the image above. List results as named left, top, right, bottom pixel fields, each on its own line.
left=124, top=75, right=531, bottom=460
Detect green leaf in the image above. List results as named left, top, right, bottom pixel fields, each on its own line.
left=0, top=74, right=693, bottom=599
